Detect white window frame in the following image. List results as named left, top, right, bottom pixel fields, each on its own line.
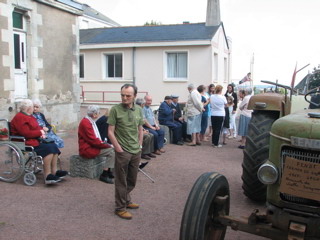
left=12, top=10, right=26, bottom=31
left=224, top=57, right=228, bottom=83
left=213, top=53, right=218, bottom=82
left=164, top=50, right=189, bottom=82
left=79, top=53, right=85, bottom=79
left=81, top=19, right=89, bottom=29
left=103, top=52, right=123, bottom=81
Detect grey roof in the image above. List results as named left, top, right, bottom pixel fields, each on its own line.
left=80, top=23, right=220, bottom=45
left=82, top=4, right=120, bottom=27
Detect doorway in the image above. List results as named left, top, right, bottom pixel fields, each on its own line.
left=13, top=11, right=28, bottom=99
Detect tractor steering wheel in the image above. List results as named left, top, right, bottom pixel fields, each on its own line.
left=305, top=88, right=320, bottom=107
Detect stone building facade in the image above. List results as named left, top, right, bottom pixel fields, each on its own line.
left=0, top=0, right=82, bottom=129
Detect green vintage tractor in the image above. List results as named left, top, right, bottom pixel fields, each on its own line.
left=180, top=67, right=320, bottom=239
left=242, top=66, right=319, bottom=202
left=241, top=80, right=292, bottom=202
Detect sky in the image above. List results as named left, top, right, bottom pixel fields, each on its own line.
left=80, top=0, right=320, bottom=86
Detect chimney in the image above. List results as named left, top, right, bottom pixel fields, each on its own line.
left=206, top=0, right=221, bottom=26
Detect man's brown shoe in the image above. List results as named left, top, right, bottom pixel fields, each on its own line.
left=127, top=203, right=139, bottom=209
left=154, top=150, right=161, bottom=155
left=115, top=210, right=132, bottom=220
left=148, top=153, right=156, bottom=158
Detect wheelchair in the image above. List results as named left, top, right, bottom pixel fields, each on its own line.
left=0, top=119, right=44, bottom=186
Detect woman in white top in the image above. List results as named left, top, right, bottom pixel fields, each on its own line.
left=210, top=85, right=227, bottom=147
left=238, top=89, right=253, bottom=149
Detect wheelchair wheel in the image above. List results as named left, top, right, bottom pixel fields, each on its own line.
left=23, top=172, right=37, bottom=186
left=0, top=141, right=25, bottom=182
left=25, top=156, right=42, bottom=175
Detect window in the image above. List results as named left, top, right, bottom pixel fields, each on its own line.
left=166, top=52, right=187, bottom=79
left=224, top=57, right=228, bottom=82
left=12, top=10, right=26, bottom=70
left=214, top=53, right=218, bottom=82
left=105, top=53, right=122, bottom=78
left=12, top=11, right=23, bottom=29
left=79, top=54, right=84, bottom=78
left=14, top=34, right=21, bottom=69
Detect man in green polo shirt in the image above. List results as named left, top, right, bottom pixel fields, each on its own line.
left=108, top=84, right=144, bottom=220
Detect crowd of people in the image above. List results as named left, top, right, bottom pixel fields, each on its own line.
left=152, top=83, right=252, bottom=149
left=8, top=82, right=253, bottom=220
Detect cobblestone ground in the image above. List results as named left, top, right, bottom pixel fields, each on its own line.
left=0, top=109, right=268, bottom=240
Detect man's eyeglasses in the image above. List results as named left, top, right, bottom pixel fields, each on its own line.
left=121, top=94, right=133, bottom=98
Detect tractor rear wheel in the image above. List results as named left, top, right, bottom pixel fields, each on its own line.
left=241, top=110, right=279, bottom=202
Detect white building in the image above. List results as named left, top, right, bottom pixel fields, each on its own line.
left=79, top=0, right=232, bottom=104
left=79, top=4, right=120, bottom=29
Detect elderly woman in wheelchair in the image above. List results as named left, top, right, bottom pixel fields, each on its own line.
left=9, top=99, right=68, bottom=185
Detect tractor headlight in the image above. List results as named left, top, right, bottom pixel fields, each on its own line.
left=257, top=163, right=278, bottom=185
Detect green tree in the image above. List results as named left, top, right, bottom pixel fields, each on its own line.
left=309, top=66, right=320, bottom=90
left=144, top=20, right=162, bottom=26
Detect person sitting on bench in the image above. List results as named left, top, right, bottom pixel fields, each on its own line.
left=78, top=105, right=115, bottom=184
left=158, top=96, right=184, bottom=145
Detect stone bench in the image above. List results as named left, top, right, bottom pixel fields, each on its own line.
left=159, top=125, right=172, bottom=144
left=69, top=155, right=106, bottom=179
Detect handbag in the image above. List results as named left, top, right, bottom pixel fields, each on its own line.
left=39, top=137, right=54, bottom=144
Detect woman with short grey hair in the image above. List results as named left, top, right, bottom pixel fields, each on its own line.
left=78, top=105, right=115, bottom=184
left=19, top=99, right=33, bottom=112
left=32, top=98, right=42, bottom=107
left=11, top=99, right=66, bottom=184
left=32, top=98, right=64, bottom=149
left=186, top=83, right=203, bottom=146
left=87, top=105, right=100, bottom=117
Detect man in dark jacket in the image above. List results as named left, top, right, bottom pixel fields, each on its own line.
left=158, top=96, right=183, bottom=145
left=170, top=95, right=191, bottom=142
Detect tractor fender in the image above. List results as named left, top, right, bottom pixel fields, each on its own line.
left=248, top=93, right=290, bottom=116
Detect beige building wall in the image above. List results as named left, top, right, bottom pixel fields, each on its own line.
left=0, top=0, right=81, bottom=128
left=81, top=44, right=225, bottom=105
left=135, top=46, right=213, bottom=104
left=80, top=25, right=231, bottom=106
left=211, top=27, right=230, bottom=86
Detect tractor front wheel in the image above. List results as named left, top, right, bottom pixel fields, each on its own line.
left=180, top=172, right=230, bottom=240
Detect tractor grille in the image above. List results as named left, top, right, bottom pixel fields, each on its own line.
left=280, top=147, right=320, bottom=207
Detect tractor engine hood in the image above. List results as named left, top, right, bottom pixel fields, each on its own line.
left=271, top=109, right=320, bottom=141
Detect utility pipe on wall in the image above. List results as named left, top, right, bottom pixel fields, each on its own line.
left=132, top=47, right=136, bottom=85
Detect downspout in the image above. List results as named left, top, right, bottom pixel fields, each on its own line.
left=227, top=36, right=232, bottom=84
left=132, top=47, right=136, bottom=85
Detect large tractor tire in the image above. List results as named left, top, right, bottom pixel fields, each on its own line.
left=180, top=172, right=230, bottom=240
left=241, top=111, right=279, bottom=202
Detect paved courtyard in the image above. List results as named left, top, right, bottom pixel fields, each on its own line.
left=0, top=112, right=268, bottom=240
